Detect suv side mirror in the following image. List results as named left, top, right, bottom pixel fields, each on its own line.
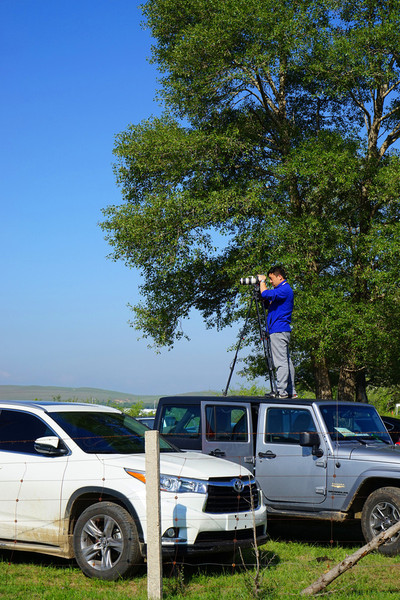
left=299, top=432, right=323, bottom=458
left=34, top=436, right=68, bottom=456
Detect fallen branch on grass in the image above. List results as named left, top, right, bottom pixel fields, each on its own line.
left=301, top=520, right=400, bottom=595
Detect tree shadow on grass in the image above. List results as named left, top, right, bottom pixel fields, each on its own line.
left=267, top=516, right=364, bottom=548
left=162, top=545, right=280, bottom=588
left=0, top=548, right=76, bottom=570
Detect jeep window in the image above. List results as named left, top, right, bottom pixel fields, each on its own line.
left=159, top=405, right=201, bottom=438
left=205, top=405, right=248, bottom=442
left=51, top=411, right=176, bottom=454
left=265, top=408, right=316, bottom=444
left=0, top=409, right=55, bottom=454
left=320, top=405, right=391, bottom=443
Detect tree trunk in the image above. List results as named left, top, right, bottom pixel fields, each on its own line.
left=337, top=365, right=356, bottom=402
left=312, top=353, right=332, bottom=399
left=355, top=369, right=368, bottom=403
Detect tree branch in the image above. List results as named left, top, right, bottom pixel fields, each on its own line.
left=379, top=122, right=400, bottom=156
left=381, top=78, right=400, bottom=99
left=349, top=91, right=371, bottom=131
left=377, top=103, right=400, bottom=125
left=301, top=519, right=400, bottom=596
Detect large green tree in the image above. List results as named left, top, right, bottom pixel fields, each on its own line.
left=101, top=0, right=400, bottom=400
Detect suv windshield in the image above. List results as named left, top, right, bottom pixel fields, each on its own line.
left=51, top=411, right=176, bottom=454
left=320, top=405, right=391, bottom=444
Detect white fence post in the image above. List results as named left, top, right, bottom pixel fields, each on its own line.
left=145, top=430, right=163, bottom=599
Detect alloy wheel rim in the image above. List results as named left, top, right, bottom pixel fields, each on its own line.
left=80, top=515, right=124, bottom=571
left=370, top=501, right=400, bottom=541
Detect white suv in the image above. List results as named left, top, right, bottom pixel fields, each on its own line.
left=0, top=401, right=267, bottom=580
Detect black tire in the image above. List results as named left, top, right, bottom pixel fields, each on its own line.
left=73, top=501, right=142, bottom=580
left=361, top=487, right=400, bottom=556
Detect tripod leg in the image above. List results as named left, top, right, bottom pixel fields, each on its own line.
left=223, top=296, right=254, bottom=396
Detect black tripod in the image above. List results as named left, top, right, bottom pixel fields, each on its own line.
left=223, top=283, right=278, bottom=396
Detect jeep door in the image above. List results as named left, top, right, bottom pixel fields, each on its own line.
left=255, top=404, right=327, bottom=504
left=201, top=401, right=254, bottom=469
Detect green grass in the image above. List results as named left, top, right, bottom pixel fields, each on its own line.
left=2, top=522, right=400, bottom=600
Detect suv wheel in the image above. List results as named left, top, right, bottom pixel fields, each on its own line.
left=361, top=487, right=400, bottom=555
left=73, top=501, right=142, bottom=580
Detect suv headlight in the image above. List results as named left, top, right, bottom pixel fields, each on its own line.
left=160, top=475, right=208, bottom=494
left=125, top=469, right=208, bottom=494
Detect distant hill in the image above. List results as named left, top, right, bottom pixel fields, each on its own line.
left=0, top=385, right=220, bottom=406
left=0, top=385, right=158, bottom=406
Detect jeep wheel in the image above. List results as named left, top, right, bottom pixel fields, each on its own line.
left=73, top=502, right=142, bottom=580
left=361, top=487, right=400, bottom=556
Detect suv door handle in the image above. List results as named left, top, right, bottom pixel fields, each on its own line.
left=258, top=450, right=276, bottom=458
left=209, top=448, right=226, bottom=457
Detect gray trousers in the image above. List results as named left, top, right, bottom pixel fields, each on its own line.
left=270, top=332, right=296, bottom=396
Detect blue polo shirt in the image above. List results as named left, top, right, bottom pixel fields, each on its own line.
left=261, top=280, right=293, bottom=333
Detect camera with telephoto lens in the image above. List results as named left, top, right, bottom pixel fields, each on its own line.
left=240, top=276, right=260, bottom=285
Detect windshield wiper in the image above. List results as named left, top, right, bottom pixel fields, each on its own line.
left=369, top=434, right=391, bottom=445
left=351, top=435, right=391, bottom=445
left=333, top=436, right=368, bottom=445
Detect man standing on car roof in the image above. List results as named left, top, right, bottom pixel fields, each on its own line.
left=257, top=266, right=297, bottom=399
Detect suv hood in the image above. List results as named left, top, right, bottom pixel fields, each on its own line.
left=98, top=451, right=254, bottom=479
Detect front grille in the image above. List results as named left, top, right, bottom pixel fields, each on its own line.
left=204, top=477, right=260, bottom=513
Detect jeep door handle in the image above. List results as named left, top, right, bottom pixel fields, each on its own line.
left=209, top=448, right=226, bottom=457
left=258, top=450, right=276, bottom=458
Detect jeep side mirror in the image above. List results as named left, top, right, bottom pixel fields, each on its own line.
left=299, top=432, right=323, bottom=457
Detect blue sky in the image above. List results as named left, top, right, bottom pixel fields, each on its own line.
left=0, top=0, right=256, bottom=396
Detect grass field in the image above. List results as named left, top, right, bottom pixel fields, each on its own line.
left=2, top=520, right=400, bottom=600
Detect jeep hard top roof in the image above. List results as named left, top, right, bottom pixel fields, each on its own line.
left=157, top=395, right=361, bottom=407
